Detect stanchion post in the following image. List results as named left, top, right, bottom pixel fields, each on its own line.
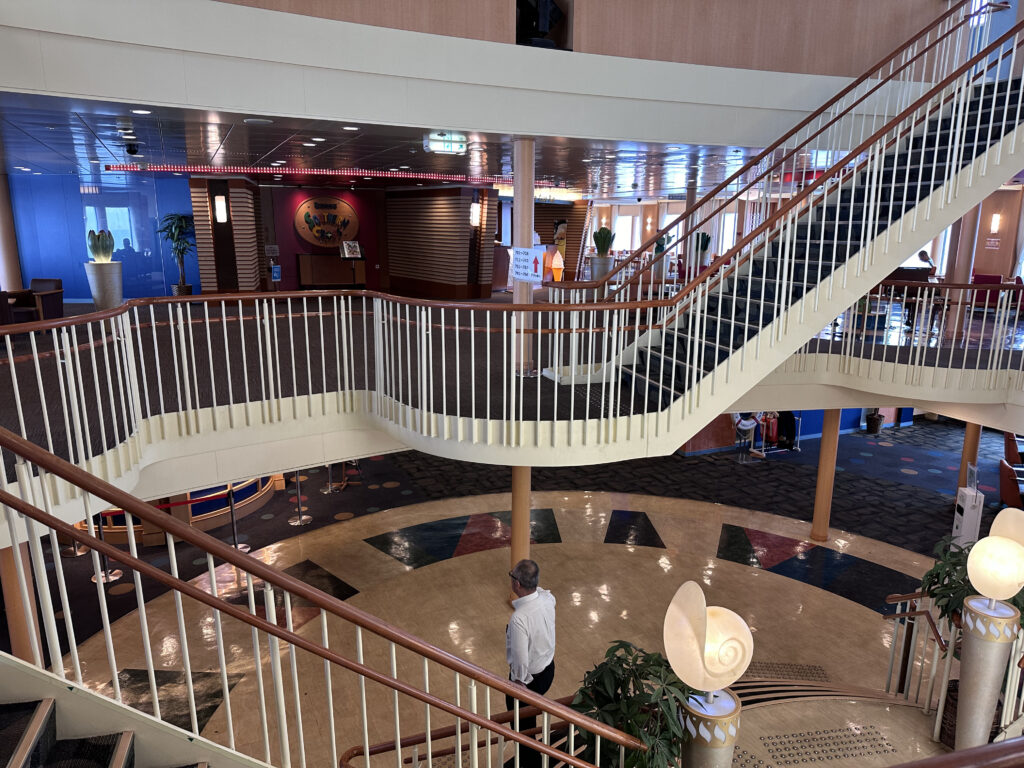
left=228, top=484, right=250, bottom=553
left=90, top=511, right=123, bottom=584
left=288, top=470, right=312, bottom=526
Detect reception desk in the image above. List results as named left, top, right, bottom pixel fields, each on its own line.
left=298, top=253, right=366, bottom=287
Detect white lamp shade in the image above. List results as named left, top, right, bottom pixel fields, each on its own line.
left=663, top=581, right=753, bottom=691
left=990, top=507, right=1024, bottom=543
left=967, top=535, right=1024, bottom=600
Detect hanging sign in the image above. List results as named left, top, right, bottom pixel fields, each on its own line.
left=511, top=246, right=545, bottom=284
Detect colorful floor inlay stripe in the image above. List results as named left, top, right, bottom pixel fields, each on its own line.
left=716, top=524, right=919, bottom=614
left=605, top=510, right=666, bottom=548
left=365, top=508, right=561, bottom=568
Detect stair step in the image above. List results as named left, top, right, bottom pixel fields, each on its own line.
left=1, top=699, right=55, bottom=768
left=42, top=731, right=133, bottom=768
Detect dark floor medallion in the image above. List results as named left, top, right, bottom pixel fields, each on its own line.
left=604, top=510, right=666, bottom=548
left=98, top=668, right=244, bottom=732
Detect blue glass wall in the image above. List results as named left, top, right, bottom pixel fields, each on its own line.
left=8, top=173, right=198, bottom=302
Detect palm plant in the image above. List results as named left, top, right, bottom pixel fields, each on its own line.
left=157, top=213, right=196, bottom=290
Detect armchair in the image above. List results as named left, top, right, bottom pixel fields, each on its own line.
left=8, top=279, right=63, bottom=321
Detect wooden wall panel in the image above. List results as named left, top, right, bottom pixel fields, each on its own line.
left=534, top=201, right=588, bottom=277
left=214, top=0, right=514, bottom=43
left=974, top=189, right=1023, bottom=277
left=386, top=191, right=472, bottom=286
left=189, top=183, right=217, bottom=294
left=229, top=186, right=261, bottom=291
left=573, top=0, right=944, bottom=77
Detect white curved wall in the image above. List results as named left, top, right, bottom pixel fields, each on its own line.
left=0, top=0, right=855, bottom=146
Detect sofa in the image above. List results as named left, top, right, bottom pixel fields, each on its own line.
left=972, top=272, right=1022, bottom=308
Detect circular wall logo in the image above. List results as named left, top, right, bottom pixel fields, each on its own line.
left=293, top=196, right=359, bottom=247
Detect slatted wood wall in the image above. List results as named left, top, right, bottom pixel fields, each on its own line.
left=229, top=186, right=261, bottom=290
left=534, top=200, right=588, bottom=277
left=386, top=191, right=473, bottom=285
left=479, top=191, right=498, bottom=285
left=189, top=183, right=217, bottom=293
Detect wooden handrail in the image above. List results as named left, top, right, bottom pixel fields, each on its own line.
left=340, top=695, right=576, bottom=766
left=554, top=0, right=980, bottom=292
left=0, top=426, right=645, bottom=755
left=0, top=485, right=604, bottom=768
left=886, top=591, right=927, bottom=604
left=657, top=15, right=1024, bottom=328
left=884, top=609, right=949, bottom=653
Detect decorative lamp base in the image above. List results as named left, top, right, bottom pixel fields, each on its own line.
left=955, top=596, right=1020, bottom=750
left=681, top=689, right=741, bottom=768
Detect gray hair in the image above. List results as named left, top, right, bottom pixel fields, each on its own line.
left=511, top=559, right=539, bottom=590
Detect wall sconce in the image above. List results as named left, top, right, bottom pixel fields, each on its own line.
left=991, top=213, right=1001, bottom=234
left=646, top=216, right=653, bottom=231
left=469, top=201, right=481, bottom=227
left=600, top=217, right=607, bottom=226
left=214, top=195, right=229, bottom=223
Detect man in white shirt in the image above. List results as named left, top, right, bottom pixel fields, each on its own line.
left=505, top=559, right=556, bottom=768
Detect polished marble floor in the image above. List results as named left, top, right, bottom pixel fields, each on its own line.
left=64, top=491, right=947, bottom=768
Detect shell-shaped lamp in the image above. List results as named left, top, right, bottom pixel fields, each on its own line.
left=663, top=581, right=753, bottom=692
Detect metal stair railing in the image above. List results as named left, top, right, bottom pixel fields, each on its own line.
left=549, top=0, right=1005, bottom=307
left=0, top=426, right=644, bottom=768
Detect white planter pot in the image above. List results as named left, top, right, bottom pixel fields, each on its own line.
left=84, top=261, right=124, bottom=310
left=589, top=255, right=615, bottom=282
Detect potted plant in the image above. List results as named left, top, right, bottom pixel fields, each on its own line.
left=157, top=213, right=196, bottom=296
left=865, top=408, right=884, bottom=434
left=84, top=229, right=123, bottom=310
left=651, top=235, right=668, bottom=281
left=590, top=226, right=616, bottom=282
left=571, top=640, right=697, bottom=768
left=921, top=537, right=1024, bottom=747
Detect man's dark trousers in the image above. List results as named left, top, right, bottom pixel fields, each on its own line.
left=504, top=661, right=555, bottom=768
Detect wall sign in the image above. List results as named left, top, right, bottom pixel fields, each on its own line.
left=294, top=196, right=359, bottom=247
left=511, top=246, right=545, bottom=284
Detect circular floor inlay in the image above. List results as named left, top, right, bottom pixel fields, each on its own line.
left=260, top=513, right=275, bottom=520
left=849, top=458, right=865, bottom=464
left=368, top=484, right=381, bottom=490
left=878, top=441, right=894, bottom=447
left=288, top=495, right=308, bottom=503
left=192, top=557, right=207, bottom=565
left=108, top=583, right=135, bottom=596
left=366, top=506, right=380, bottom=513
left=900, top=457, right=914, bottom=462
left=347, top=468, right=361, bottom=476
left=382, top=481, right=400, bottom=488
left=290, top=475, right=308, bottom=483
left=928, top=468, right=943, bottom=474
left=860, top=452, right=873, bottom=457
left=900, top=468, right=919, bottom=475
left=401, top=489, right=413, bottom=495
left=334, top=512, right=355, bottom=521
left=980, top=484, right=998, bottom=492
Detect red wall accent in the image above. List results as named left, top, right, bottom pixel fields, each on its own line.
left=270, top=187, right=383, bottom=290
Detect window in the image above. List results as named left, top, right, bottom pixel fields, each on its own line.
left=614, top=215, right=634, bottom=254
left=719, top=212, right=737, bottom=254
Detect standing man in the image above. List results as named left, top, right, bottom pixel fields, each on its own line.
left=506, top=559, right=556, bottom=768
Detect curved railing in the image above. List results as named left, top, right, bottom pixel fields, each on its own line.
left=0, top=425, right=644, bottom=768
left=552, top=0, right=1000, bottom=303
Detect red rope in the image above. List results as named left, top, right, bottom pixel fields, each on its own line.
left=101, top=490, right=231, bottom=516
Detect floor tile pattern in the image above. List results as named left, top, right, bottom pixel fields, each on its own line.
left=604, top=510, right=666, bottom=548
left=760, top=725, right=897, bottom=763
left=742, top=662, right=829, bottom=682
left=97, top=668, right=244, bottom=732
left=716, top=525, right=920, bottom=614
left=365, top=509, right=560, bottom=568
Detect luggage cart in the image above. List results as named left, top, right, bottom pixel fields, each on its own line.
left=753, top=411, right=802, bottom=456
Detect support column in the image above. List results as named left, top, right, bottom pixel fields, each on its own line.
left=0, top=166, right=23, bottom=291
left=945, top=206, right=980, bottom=341
left=811, top=409, right=841, bottom=542
left=513, top=138, right=535, bottom=373
left=958, top=422, right=982, bottom=489
left=510, top=466, right=531, bottom=566
left=0, top=543, right=41, bottom=662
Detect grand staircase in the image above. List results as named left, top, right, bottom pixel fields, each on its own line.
left=627, top=75, right=1024, bottom=419
left=0, top=699, right=137, bottom=768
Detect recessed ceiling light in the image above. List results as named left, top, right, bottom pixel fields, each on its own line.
left=173, top=172, right=182, bottom=176
left=244, top=117, right=274, bottom=125
left=363, top=176, right=371, bottom=180
left=399, top=165, right=410, bottom=169
left=416, top=183, right=423, bottom=186
left=32, top=172, right=41, bottom=175
left=302, top=142, right=316, bottom=147
left=134, top=154, right=144, bottom=158
left=389, top=168, right=399, bottom=171
left=311, top=137, right=326, bottom=142
left=582, top=158, right=592, bottom=163
left=131, top=109, right=152, bottom=115
left=343, top=126, right=359, bottom=131
left=122, top=134, right=137, bottom=140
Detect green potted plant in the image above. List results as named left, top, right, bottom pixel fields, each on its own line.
left=157, top=213, right=196, bottom=296
left=84, top=229, right=123, bottom=310
left=571, top=640, right=698, bottom=768
left=590, top=226, right=616, bottom=282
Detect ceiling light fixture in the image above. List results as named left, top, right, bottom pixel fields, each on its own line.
left=343, top=125, right=359, bottom=131
left=104, top=163, right=522, bottom=185
left=311, top=137, right=326, bottom=142
left=302, top=142, right=316, bottom=147
left=122, top=134, right=137, bottom=140
left=131, top=109, right=152, bottom=115
left=243, top=117, right=274, bottom=125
